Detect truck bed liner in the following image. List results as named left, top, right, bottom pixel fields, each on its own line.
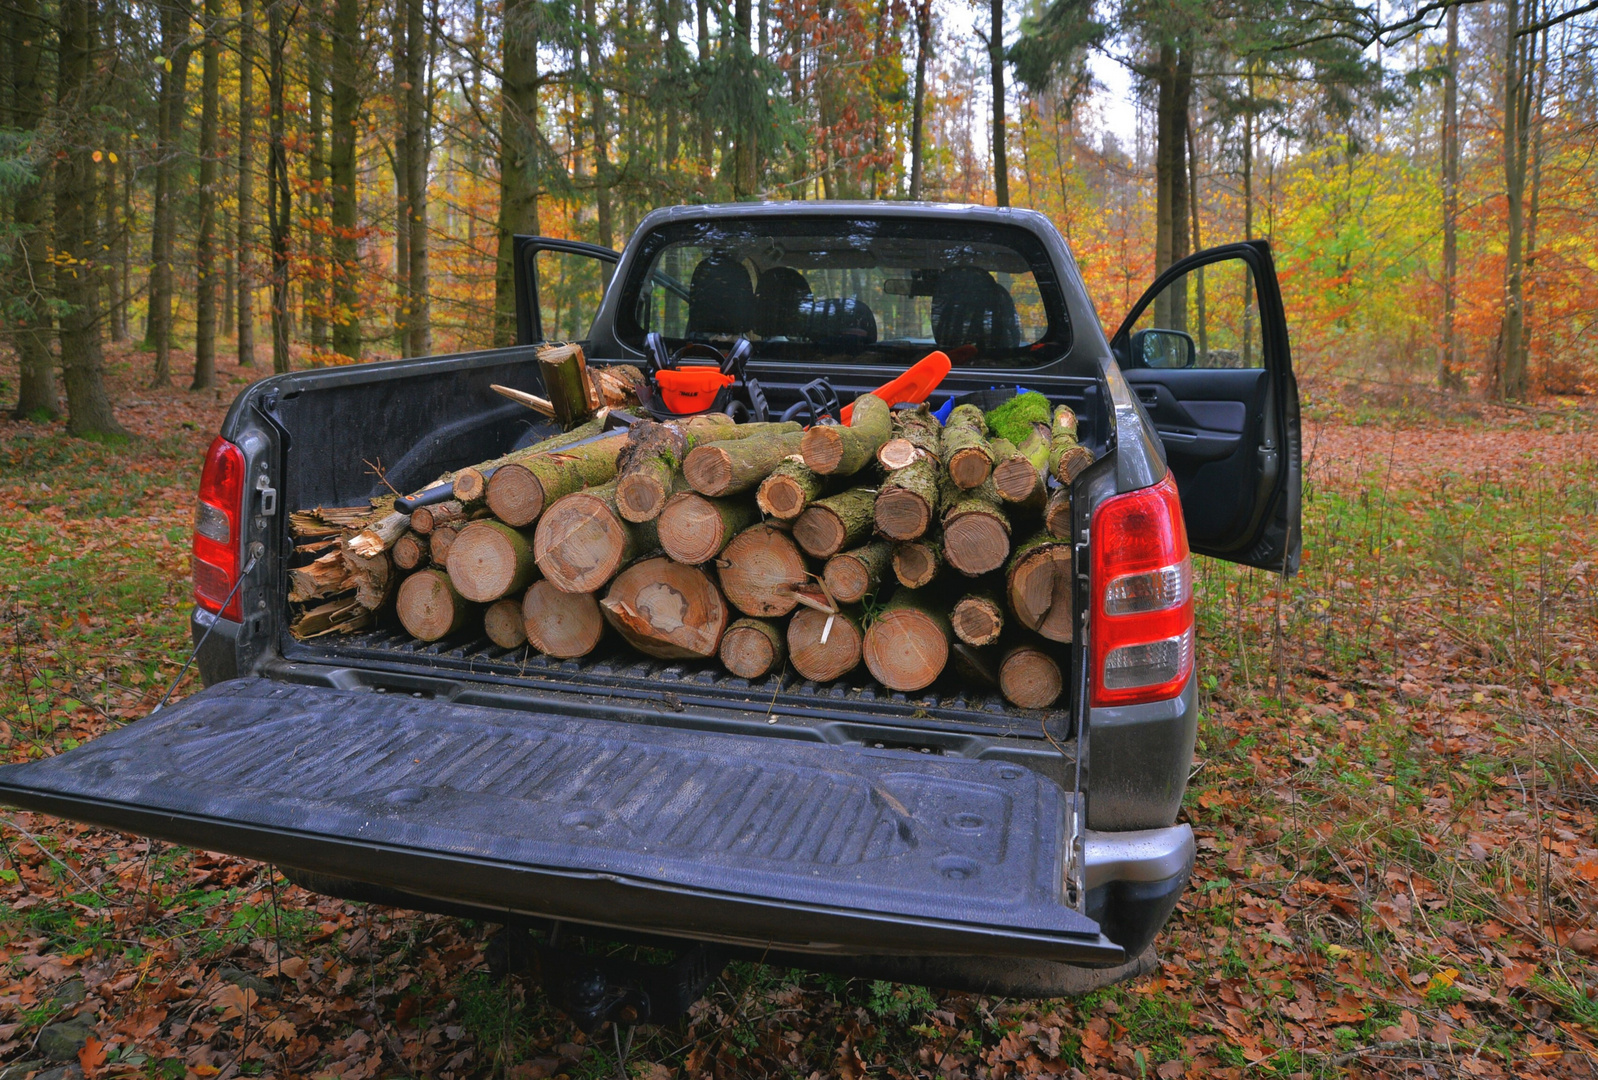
left=0, top=679, right=1117, bottom=963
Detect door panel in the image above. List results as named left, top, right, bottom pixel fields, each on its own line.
left=514, top=236, right=620, bottom=346
left=0, top=679, right=1120, bottom=964
left=1111, top=241, right=1301, bottom=574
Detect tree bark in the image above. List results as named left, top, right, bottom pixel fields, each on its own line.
left=822, top=539, right=893, bottom=604
left=787, top=605, right=863, bottom=682
left=717, top=524, right=809, bottom=617
left=1005, top=532, right=1073, bottom=642
left=484, top=597, right=529, bottom=649
left=612, top=413, right=739, bottom=521
left=329, top=0, right=362, bottom=359
left=862, top=587, right=951, bottom=692
left=1438, top=6, right=1460, bottom=391
left=306, top=0, right=328, bottom=351
left=55, top=0, right=125, bottom=438
left=988, top=0, right=1008, bottom=206
left=601, top=556, right=729, bottom=659
left=989, top=437, right=1044, bottom=506
left=1048, top=404, right=1092, bottom=482
left=483, top=432, right=630, bottom=526
left=941, top=404, right=994, bottom=489
left=659, top=492, right=760, bottom=565
left=397, top=569, right=472, bottom=641
left=7, top=0, right=59, bottom=419
left=800, top=393, right=891, bottom=475
left=404, top=0, right=431, bottom=357
left=874, top=458, right=942, bottom=541
left=534, top=480, right=659, bottom=593
left=266, top=0, right=292, bottom=372
left=907, top=0, right=932, bottom=199
left=454, top=416, right=613, bottom=507
left=235, top=0, right=257, bottom=366
left=539, top=342, right=597, bottom=425
left=877, top=403, right=942, bottom=469
left=146, top=0, right=194, bottom=385
left=523, top=579, right=606, bottom=657
left=719, top=617, right=786, bottom=679
left=410, top=499, right=463, bottom=535
left=495, top=0, right=539, bottom=346
left=794, top=487, right=878, bottom=559
left=192, top=0, right=223, bottom=390
left=999, top=643, right=1062, bottom=708
left=684, top=430, right=807, bottom=496
left=756, top=458, right=827, bottom=520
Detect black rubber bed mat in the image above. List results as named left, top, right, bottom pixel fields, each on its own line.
left=0, top=678, right=1117, bottom=964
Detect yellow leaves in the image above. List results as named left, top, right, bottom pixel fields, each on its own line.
left=1425, top=967, right=1461, bottom=995
left=1325, top=943, right=1356, bottom=961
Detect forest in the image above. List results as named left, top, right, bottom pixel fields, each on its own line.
left=2, top=0, right=1596, bottom=437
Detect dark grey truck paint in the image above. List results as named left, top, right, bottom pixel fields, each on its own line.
left=0, top=203, right=1299, bottom=999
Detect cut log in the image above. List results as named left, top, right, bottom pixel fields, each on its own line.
left=683, top=430, right=806, bottom=497
left=799, top=393, right=891, bottom=475
left=951, top=589, right=1004, bottom=647
left=787, top=605, right=864, bottom=683
left=1044, top=487, right=1072, bottom=539
left=612, top=414, right=741, bottom=523
left=490, top=383, right=556, bottom=418
left=756, top=458, right=826, bottom=521
left=485, top=431, right=630, bottom=527
left=396, top=569, right=472, bottom=642
left=1048, top=404, right=1094, bottom=482
left=876, top=403, right=942, bottom=470
left=658, top=492, right=760, bottom=565
left=290, top=505, right=374, bottom=539
left=822, top=539, right=893, bottom=604
left=793, top=486, right=877, bottom=559
left=345, top=550, right=393, bottom=610
left=719, top=617, right=787, bottom=680
left=450, top=415, right=609, bottom=509
left=874, top=457, right=943, bottom=541
left=290, top=595, right=372, bottom=638
left=392, top=531, right=430, bottom=571
left=942, top=481, right=1011, bottom=576
left=448, top=520, right=538, bottom=602
left=484, top=597, right=530, bottom=650
left=522, top=579, right=605, bottom=658
left=717, top=524, right=809, bottom=617
left=892, top=537, right=943, bottom=588
left=590, top=363, right=646, bottom=408
left=288, top=550, right=354, bottom=603
left=601, top=556, right=729, bottom=660
left=941, top=403, right=994, bottom=490
left=344, top=509, right=410, bottom=559
left=410, top=499, right=464, bottom=536
left=534, top=480, right=658, bottom=594
left=991, top=437, right=1044, bottom=505
left=862, top=588, right=952, bottom=693
left=1005, top=533, right=1074, bottom=642
left=999, top=643, right=1063, bottom=708
left=537, top=341, right=597, bottom=425
left=429, top=523, right=462, bottom=568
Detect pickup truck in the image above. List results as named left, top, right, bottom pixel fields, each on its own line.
left=0, top=203, right=1299, bottom=1028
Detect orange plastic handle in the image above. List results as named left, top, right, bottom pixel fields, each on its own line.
left=839, top=350, right=952, bottom=425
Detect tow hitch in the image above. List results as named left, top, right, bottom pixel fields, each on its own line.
left=489, top=922, right=727, bottom=1032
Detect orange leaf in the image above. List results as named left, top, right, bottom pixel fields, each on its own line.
left=79, top=1035, right=108, bottom=1076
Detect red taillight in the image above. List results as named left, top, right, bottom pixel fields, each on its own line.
left=193, top=436, right=247, bottom=620
left=1089, top=474, right=1194, bottom=706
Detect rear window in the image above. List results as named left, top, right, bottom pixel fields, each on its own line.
left=616, top=216, right=1070, bottom=368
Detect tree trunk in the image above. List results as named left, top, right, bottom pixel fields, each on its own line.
left=601, top=556, right=729, bottom=659
left=907, top=0, right=932, bottom=199
left=659, top=492, right=760, bottom=565
left=393, top=0, right=411, bottom=355
left=7, top=0, right=59, bottom=420
left=999, top=643, right=1062, bottom=708
left=613, top=414, right=738, bottom=521
left=55, top=0, right=125, bottom=438
left=266, top=0, right=291, bottom=372
left=822, top=539, right=893, bottom=604
left=235, top=0, right=257, bottom=366
left=1438, top=7, right=1460, bottom=390
left=684, top=430, right=807, bottom=496
left=484, top=597, right=530, bottom=649
left=717, top=523, right=809, bottom=617
left=523, top=579, right=606, bottom=657
left=893, top=537, right=942, bottom=588
left=1500, top=0, right=1533, bottom=401
left=397, top=569, right=472, bottom=641
left=862, top=587, right=951, bottom=692
left=405, top=0, right=431, bottom=357
left=329, top=0, right=361, bottom=360
left=794, top=487, right=877, bottom=559
left=757, top=458, right=828, bottom=521
left=410, top=499, right=464, bottom=535
left=719, top=617, right=786, bottom=679
left=495, top=0, right=539, bottom=346
left=988, top=0, right=1007, bottom=206
left=800, top=393, right=892, bottom=475
left=306, top=0, right=328, bottom=351
left=448, top=520, right=538, bottom=602
left=191, top=0, right=223, bottom=390
left=146, top=0, right=194, bottom=385
left=534, top=481, right=658, bottom=593
left=585, top=0, right=614, bottom=248
left=1005, top=532, right=1073, bottom=642
left=952, top=589, right=1004, bottom=646
left=787, top=605, right=863, bottom=682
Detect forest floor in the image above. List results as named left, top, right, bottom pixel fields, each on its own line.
left=0, top=343, right=1595, bottom=1080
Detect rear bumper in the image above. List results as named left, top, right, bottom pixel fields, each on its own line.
left=1083, top=824, right=1194, bottom=956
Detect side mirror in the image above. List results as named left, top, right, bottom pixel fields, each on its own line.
left=1130, top=328, right=1197, bottom=369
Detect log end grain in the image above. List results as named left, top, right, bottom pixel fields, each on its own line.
left=717, top=525, right=809, bottom=617
left=999, top=645, right=1063, bottom=708
left=1008, top=544, right=1074, bottom=642
left=862, top=608, right=950, bottom=693
left=992, top=456, right=1041, bottom=503
left=948, top=447, right=993, bottom=490
left=450, top=520, right=536, bottom=602
left=1044, top=488, right=1072, bottom=539
left=681, top=444, right=734, bottom=496
left=392, top=532, right=429, bottom=571
left=601, top=556, right=729, bottom=659
left=534, top=491, right=629, bottom=594
left=792, top=505, right=847, bottom=559
left=396, top=569, right=468, bottom=642
left=451, top=467, right=488, bottom=504
left=787, top=606, right=863, bottom=683
left=951, top=595, right=1004, bottom=647
left=822, top=554, right=871, bottom=605
left=719, top=618, right=786, bottom=680
left=892, top=541, right=941, bottom=588
left=944, top=512, right=1010, bottom=576
left=522, top=580, right=605, bottom=658
left=799, top=425, right=846, bottom=474
left=873, top=486, right=932, bottom=541
left=756, top=472, right=809, bottom=519
left=659, top=493, right=732, bottom=565
left=484, top=597, right=530, bottom=650
left=616, top=469, right=670, bottom=523
left=485, top=463, right=545, bottom=527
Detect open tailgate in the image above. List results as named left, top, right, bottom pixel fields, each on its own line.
left=0, top=679, right=1118, bottom=963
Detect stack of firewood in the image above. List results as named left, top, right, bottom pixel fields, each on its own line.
left=286, top=348, right=1095, bottom=710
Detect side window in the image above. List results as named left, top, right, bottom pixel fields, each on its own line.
left=535, top=249, right=610, bottom=342
left=1130, top=256, right=1265, bottom=369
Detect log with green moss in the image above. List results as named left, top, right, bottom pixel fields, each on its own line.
left=658, top=491, right=761, bottom=565
left=450, top=415, right=610, bottom=510
left=756, top=457, right=827, bottom=520
left=483, top=430, right=631, bottom=527
left=611, top=414, right=739, bottom=523
left=984, top=390, right=1051, bottom=444
left=822, top=539, right=893, bottom=604
left=793, top=486, right=878, bottom=559
left=800, top=392, right=891, bottom=475
left=942, top=479, right=1011, bottom=576
left=684, top=429, right=807, bottom=497
left=989, top=436, right=1045, bottom=508
left=873, top=457, right=944, bottom=541
left=448, top=519, right=539, bottom=602
left=533, top=480, right=659, bottom=593
left=1048, top=404, right=1094, bottom=483
left=876, top=403, right=942, bottom=471
left=940, top=403, right=995, bottom=489
left=537, top=341, right=597, bottom=426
